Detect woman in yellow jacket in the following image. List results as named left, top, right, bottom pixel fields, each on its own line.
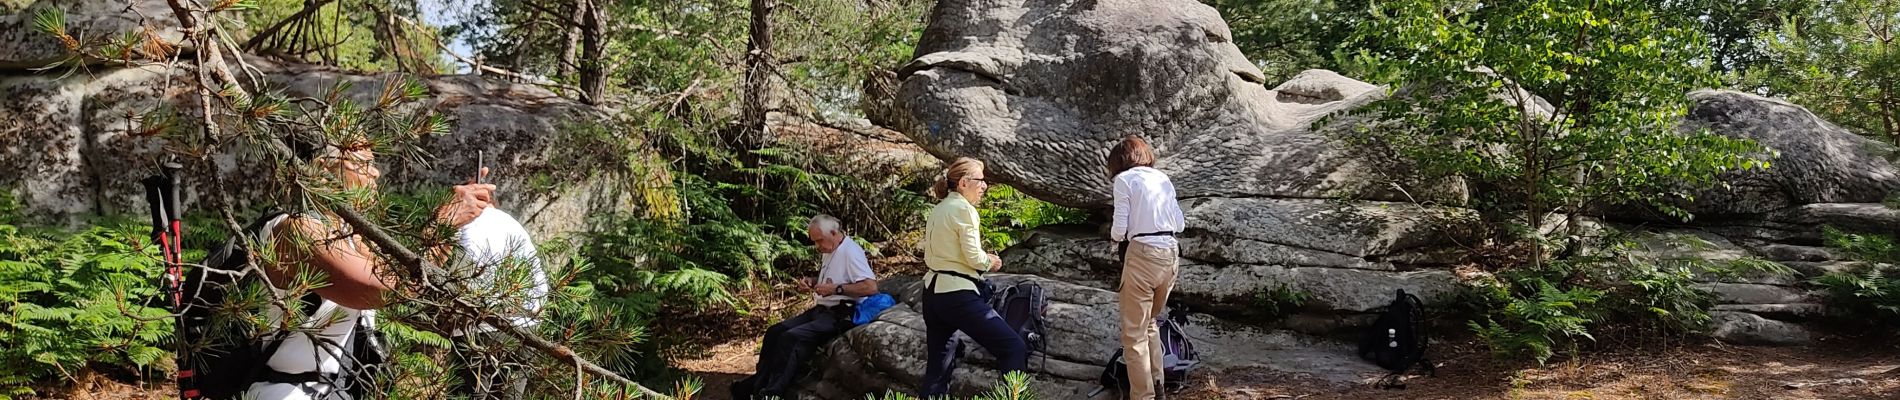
left=918, top=157, right=1027, bottom=397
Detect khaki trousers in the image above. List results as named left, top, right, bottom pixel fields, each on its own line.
left=1119, top=241, right=1178, bottom=400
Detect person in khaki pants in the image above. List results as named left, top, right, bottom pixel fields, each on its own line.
left=1106, top=136, right=1186, bottom=399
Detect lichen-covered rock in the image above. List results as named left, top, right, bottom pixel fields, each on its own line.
left=896, top=0, right=1458, bottom=209
left=1678, top=90, right=1900, bottom=215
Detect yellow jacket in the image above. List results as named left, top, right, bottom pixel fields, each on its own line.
left=923, top=195, right=989, bottom=293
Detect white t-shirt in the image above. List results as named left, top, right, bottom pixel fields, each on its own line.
left=815, top=237, right=876, bottom=306
left=456, top=207, right=550, bottom=334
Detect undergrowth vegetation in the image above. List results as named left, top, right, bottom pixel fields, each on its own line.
left=1814, top=227, right=1900, bottom=331
left=0, top=213, right=169, bottom=397
left=1457, top=231, right=1793, bottom=364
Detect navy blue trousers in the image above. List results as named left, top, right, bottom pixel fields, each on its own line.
left=920, top=290, right=1027, bottom=397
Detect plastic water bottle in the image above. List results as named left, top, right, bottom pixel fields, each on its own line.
left=1387, top=328, right=1398, bottom=348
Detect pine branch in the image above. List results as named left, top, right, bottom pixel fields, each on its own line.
left=328, top=206, right=670, bottom=399
left=152, top=2, right=672, bottom=396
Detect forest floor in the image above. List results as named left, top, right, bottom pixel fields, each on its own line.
left=43, top=338, right=1899, bottom=400
left=33, top=315, right=1900, bottom=400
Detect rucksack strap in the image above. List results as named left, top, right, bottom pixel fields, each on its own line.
left=1403, top=292, right=1430, bottom=357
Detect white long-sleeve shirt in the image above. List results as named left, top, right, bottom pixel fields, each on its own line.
left=1111, top=166, right=1186, bottom=249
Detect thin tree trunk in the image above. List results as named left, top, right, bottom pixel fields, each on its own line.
left=1880, top=80, right=1898, bottom=146
left=560, top=0, right=583, bottom=79
left=577, top=0, right=606, bottom=104
left=742, top=0, right=776, bottom=147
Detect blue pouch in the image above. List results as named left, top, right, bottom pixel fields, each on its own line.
left=853, top=293, right=896, bottom=325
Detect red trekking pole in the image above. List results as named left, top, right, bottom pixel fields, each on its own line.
left=142, top=162, right=194, bottom=398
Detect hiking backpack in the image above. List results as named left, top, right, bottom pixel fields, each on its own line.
left=990, top=281, right=1051, bottom=361
left=180, top=212, right=389, bottom=399
left=1357, top=289, right=1433, bottom=388
left=1097, top=316, right=1201, bottom=395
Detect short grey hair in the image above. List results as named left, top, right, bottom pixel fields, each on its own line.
left=807, top=214, right=842, bottom=236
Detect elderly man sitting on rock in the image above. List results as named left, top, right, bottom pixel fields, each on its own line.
left=731, top=214, right=880, bottom=399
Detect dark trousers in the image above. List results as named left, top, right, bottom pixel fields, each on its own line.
left=920, top=290, right=1027, bottom=397
left=451, top=331, right=529, bottom=400
left=735, top=305, right=855, bottom=397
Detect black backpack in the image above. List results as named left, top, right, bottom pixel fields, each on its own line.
left=1357, top=289, right=1433, bottom=388
left=989, top=281, right=1050, bottom=363
left=180, top=212, right=389, bottom=399
left=1097, top=315, right=1200, bottom=395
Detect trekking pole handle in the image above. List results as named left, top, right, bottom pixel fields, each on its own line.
left=161, top=162, right=184, bottom=222
left=140, top=177, right=170, bottom=238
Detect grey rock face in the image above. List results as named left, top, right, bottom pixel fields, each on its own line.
left=1679, top=90, right=1900, bottom=215
left=896, top=0, right=1456, bottom=209
left=807, top=275, right=1386, bottom=399
left=1002, top=197, right=1480, bottom=321
left=1710, top=311, right=1812, bottom=346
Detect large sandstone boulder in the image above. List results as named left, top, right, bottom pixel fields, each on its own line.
left=896, top=0, right=1460, bottom=209
left=1677, top=90, right=1900, bottom=216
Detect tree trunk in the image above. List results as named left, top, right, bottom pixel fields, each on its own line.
left=560, top=0, right=583, bottom=80
left=576, top=0, right=606, bottom=104
left=742, top=0, right=776, bottom=148
left=1880, top=80, right=1898, bottom=146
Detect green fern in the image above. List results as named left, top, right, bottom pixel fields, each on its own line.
left=979, top=185, right=1088, bottom=249
left=0, top=217, right=172, bottom=391
left=1814, top=228, right=1900, bottom=328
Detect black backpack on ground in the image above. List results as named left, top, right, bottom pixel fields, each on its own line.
left=181, top=212, right=389, bottom=399
left=989, top=281, right=1051, bottom=365
left=1097, top=314, right=1200, bottom=396
left=1357, top=289, right=1433, bottom=388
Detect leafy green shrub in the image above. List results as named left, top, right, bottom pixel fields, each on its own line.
left=1342, top=0, right=1768, bottom=267
left=0, top=218, right=172, bottom=397
left=979, top=185, right=1090, bottom=249
left=1252, top=283, right=1311, bottom=321
left=1813, top=227, right=1900, bottom=328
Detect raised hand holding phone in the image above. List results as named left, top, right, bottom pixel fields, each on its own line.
left=437, top=151, right=496, bottom=227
